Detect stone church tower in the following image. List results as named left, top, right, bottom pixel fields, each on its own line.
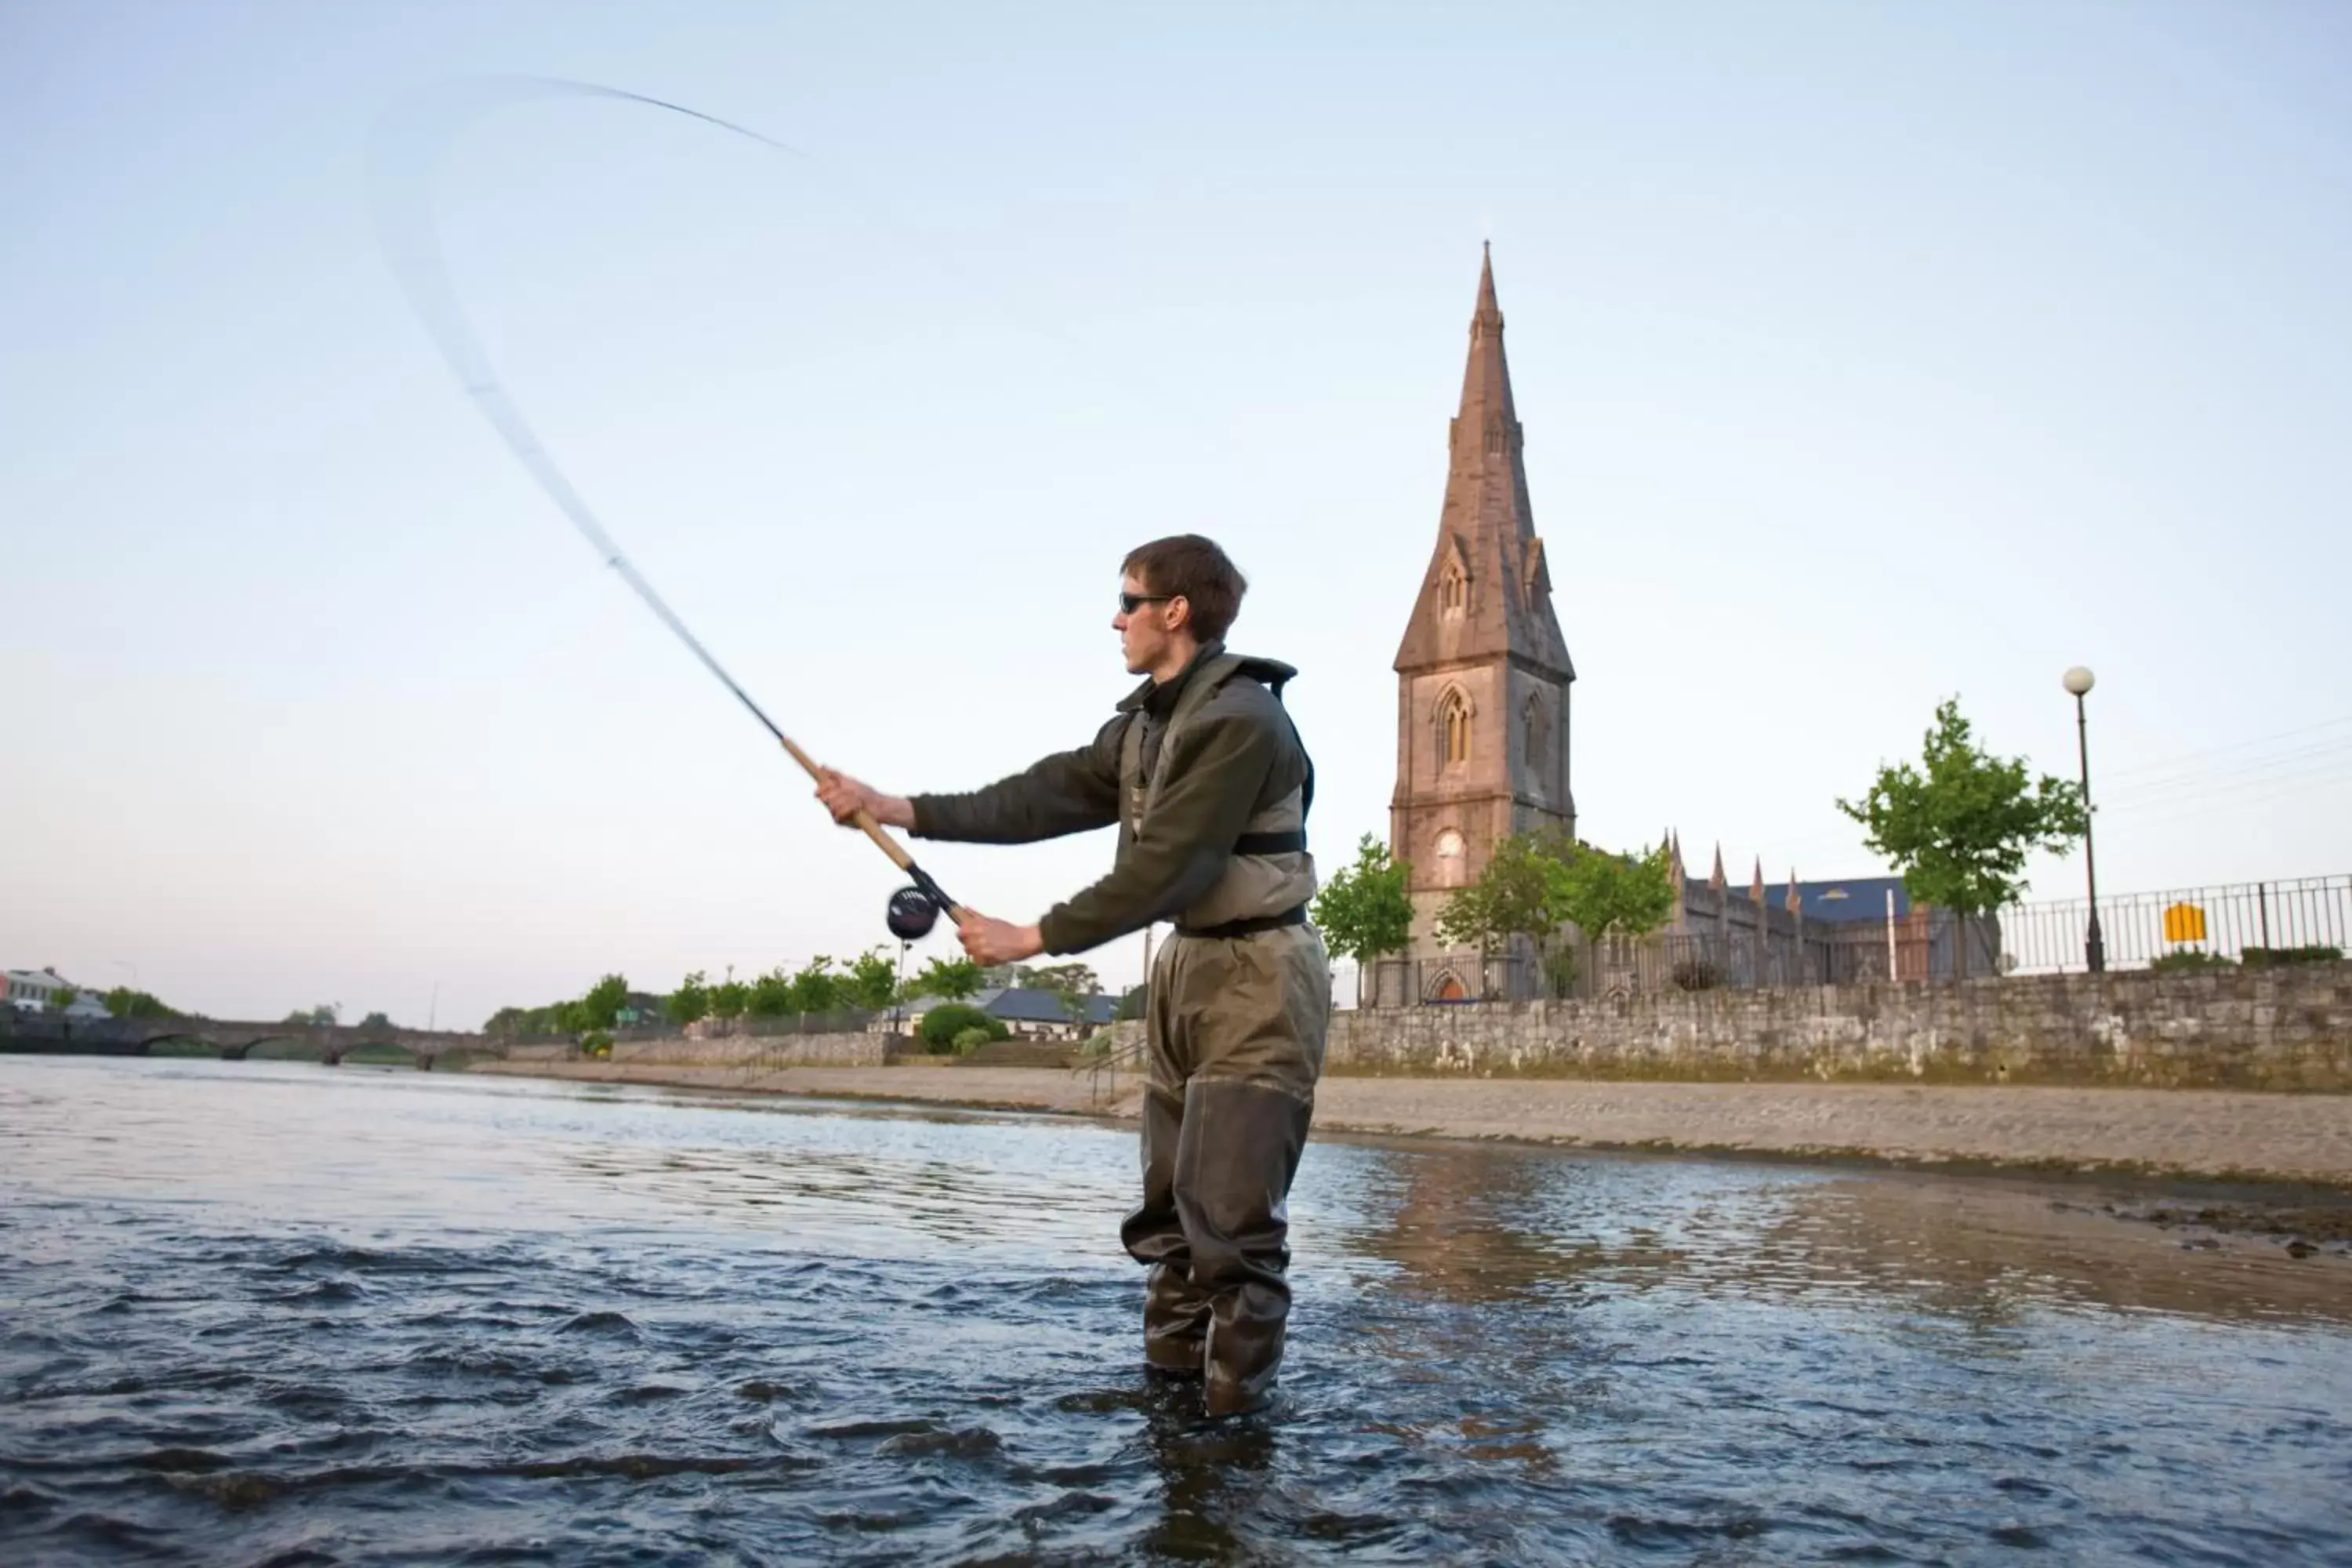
left=1390, top=246, right=1577, bottom=949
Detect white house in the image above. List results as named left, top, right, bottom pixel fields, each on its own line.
left=4, top=967, right=103, bottom=1014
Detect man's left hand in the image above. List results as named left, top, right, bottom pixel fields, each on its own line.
left=956, top=910, right=1044, bottom=966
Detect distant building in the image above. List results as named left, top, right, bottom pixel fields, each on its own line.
left=1662, top=837, right=2005, bottom=985
left=6, top=967, right=66, bottom=1013
left=1390, top=246, right=1576, bottom=962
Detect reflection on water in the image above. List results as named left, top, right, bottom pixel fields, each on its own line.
left=2, top=1055, right=2347, bottom=1564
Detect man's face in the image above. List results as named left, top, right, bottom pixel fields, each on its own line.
left=1113, top=570, right=1184, bottom=676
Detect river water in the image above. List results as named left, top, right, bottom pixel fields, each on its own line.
left=2, top=1057, right=2347, bottom=1565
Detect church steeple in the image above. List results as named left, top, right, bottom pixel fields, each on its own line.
left=1389, top=247, right=1578, bottom=935
left=1395, top=246, right=1573, bottom=681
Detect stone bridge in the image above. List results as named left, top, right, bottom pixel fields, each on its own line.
left=0, top=1008, right=514, bottom=1070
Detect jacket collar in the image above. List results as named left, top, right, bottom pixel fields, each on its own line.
left=1117, top=640, right=1224, bottom=717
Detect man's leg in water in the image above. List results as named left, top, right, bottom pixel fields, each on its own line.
left=1162, top=925, right=1329, bottom=1416
left=1119, top=942, right=1212, bottom=1376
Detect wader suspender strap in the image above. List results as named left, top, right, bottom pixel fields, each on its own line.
left=1127, top=660, right=1312, bottom=859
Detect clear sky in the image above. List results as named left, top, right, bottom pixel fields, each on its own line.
left=5, top=1, right=2348, bottom=1028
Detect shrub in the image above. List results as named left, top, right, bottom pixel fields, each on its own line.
left=579, top=1029, right=614, bottom=1058
left=1670, top=959, right=1720, bottom=992
left=920, top=1004, right=1007, bottom=1051
left=1541, top=946, right=1579, bottom=999
left=2151, top=949, right=2234, bottom=974
left=2239, top=945, right=2343, bottom=969
left=950, top=1025, right=995, bottom=1055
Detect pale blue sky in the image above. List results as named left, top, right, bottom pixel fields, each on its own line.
left=5, top=2, right=2348, bottom=1027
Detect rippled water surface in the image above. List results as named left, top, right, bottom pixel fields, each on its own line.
left=4, top=1057, right=2349, bottom=1564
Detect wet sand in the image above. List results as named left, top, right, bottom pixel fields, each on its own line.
left=470, top=1059, right=2352, bottom=1189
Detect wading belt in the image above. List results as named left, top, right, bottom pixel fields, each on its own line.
left=1175, top=905, right=1309, bottom=941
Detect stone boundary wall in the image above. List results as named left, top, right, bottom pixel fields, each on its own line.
left=611, top=1033, right=895, bottom=1069
left=1327, top=962, right=2352, bottom=1091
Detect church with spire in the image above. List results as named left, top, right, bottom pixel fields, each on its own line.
left=1384, top=248, right=1992, bottom=990
left=1389, top=245, right=1577, bottom=950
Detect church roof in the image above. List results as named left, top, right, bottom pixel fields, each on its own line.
left=1394, top=245, right=1575, bottom=681
left=1682, top=873, right=1915, bottom=923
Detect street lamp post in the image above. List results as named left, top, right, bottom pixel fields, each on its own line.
left=2063, top=666, right=2103, bottom=974
left=889, top=940, right=911, bottom=1036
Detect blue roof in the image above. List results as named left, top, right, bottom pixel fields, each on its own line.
left=1793, top=877, right=1911, bottom=923
left=1686, top=875, right=1912, bottom=924
left=983, top=987, right=1119, bottom=1026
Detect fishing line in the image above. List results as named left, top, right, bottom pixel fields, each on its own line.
left=367, top=74, right=958, bottom=938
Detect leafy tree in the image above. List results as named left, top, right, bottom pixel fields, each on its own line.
left=1115, top=984, right=1147, bottom=1022
left=785, top=956, right=845, bottom=1014
left=843, top=948, right=899, bottom=1010
left=746, top=966, right=794, bottom=1017
left=357, top=1011, right=394, bottom=1032
left=902, top=956, right=984, bottom=1003
left=103, top=987, right=176, bottom=1019
left=1837, top=698, right=2087, bottom=975
left=666, top=971, right=711, bottom=1025
left=919, top=1002, right=1007, bottom=1051
left=1436, top=832, right=1568, bottom=956
left=707, top=976, right=750, bottom=1019
left=1552, top=842, right=1676, bottom=942
left=1312, top=834, right=1416, bottom=964
left=52, top=985, right=78, bottom=1011
left=575, top=974, right=630, bottom=1031
left=1025, top=962, right=1099, bottom=997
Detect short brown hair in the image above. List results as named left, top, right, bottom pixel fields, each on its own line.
left=1123, top=535, right=1247, bottom=643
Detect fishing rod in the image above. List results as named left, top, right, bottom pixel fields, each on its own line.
left=368, top=75, right=957, bottom=942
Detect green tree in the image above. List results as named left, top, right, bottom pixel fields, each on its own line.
left=707, top=975, right=750, bottom=1019
left=357, top=1010, right=394, bottom=1032
left=576, top=974, right=630, bottom=1030
left=1436, top=832, right=1568, bottom=956
left=103, top=987, right=176, bottom=1019
left=783, top=956, right=844, bottom=1014
left=52, top=985, right=78, bottom=1011
left=918, top=1002, right=1008, bottom=1051
left=1115, top=984, right=1147, bottom=1022
left=902, top=956, right=984, bottom=1003
left=1836, top=697, right=2088, bottom=975
left=745, top=966, right=794, bottom=1017
left=1553, top=842, right=1676, bottom=942
left=843, top=948, right=899, bottom=1010
left=666, top=970, right=711, bottom=1025
left=1312, top=834, right=1416, bottom=965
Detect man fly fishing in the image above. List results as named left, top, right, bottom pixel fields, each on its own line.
left=815, top=535, right=1328, bottom=1417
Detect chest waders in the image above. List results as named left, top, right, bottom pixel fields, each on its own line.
left=1112, top=655, right=1331, bottom=1417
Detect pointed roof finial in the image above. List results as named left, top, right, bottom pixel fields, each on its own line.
left=1785, top=868, right=1802, bottom=912
left=1751, top=857, right=1766, bottom=904
left=1709, top=843, right=1726, bottom=889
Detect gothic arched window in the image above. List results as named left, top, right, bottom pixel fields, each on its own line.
left=1439, top=688, right=1472, bottom=767
left=1523, top=695, right=1548, bottom=770
left=1439, top=563, right=1466, bottom=617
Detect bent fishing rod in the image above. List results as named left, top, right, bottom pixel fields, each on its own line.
left=369, top=76, right=957, bottom=942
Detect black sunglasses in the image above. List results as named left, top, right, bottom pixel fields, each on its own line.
left=1119, top=592, right=1176, bottom=614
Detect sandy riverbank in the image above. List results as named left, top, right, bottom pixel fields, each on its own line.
left=468, top=1058, right=2352, bottom=1189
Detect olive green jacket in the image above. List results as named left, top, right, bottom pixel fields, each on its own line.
left=909, top=644, right=1312, bottom=955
